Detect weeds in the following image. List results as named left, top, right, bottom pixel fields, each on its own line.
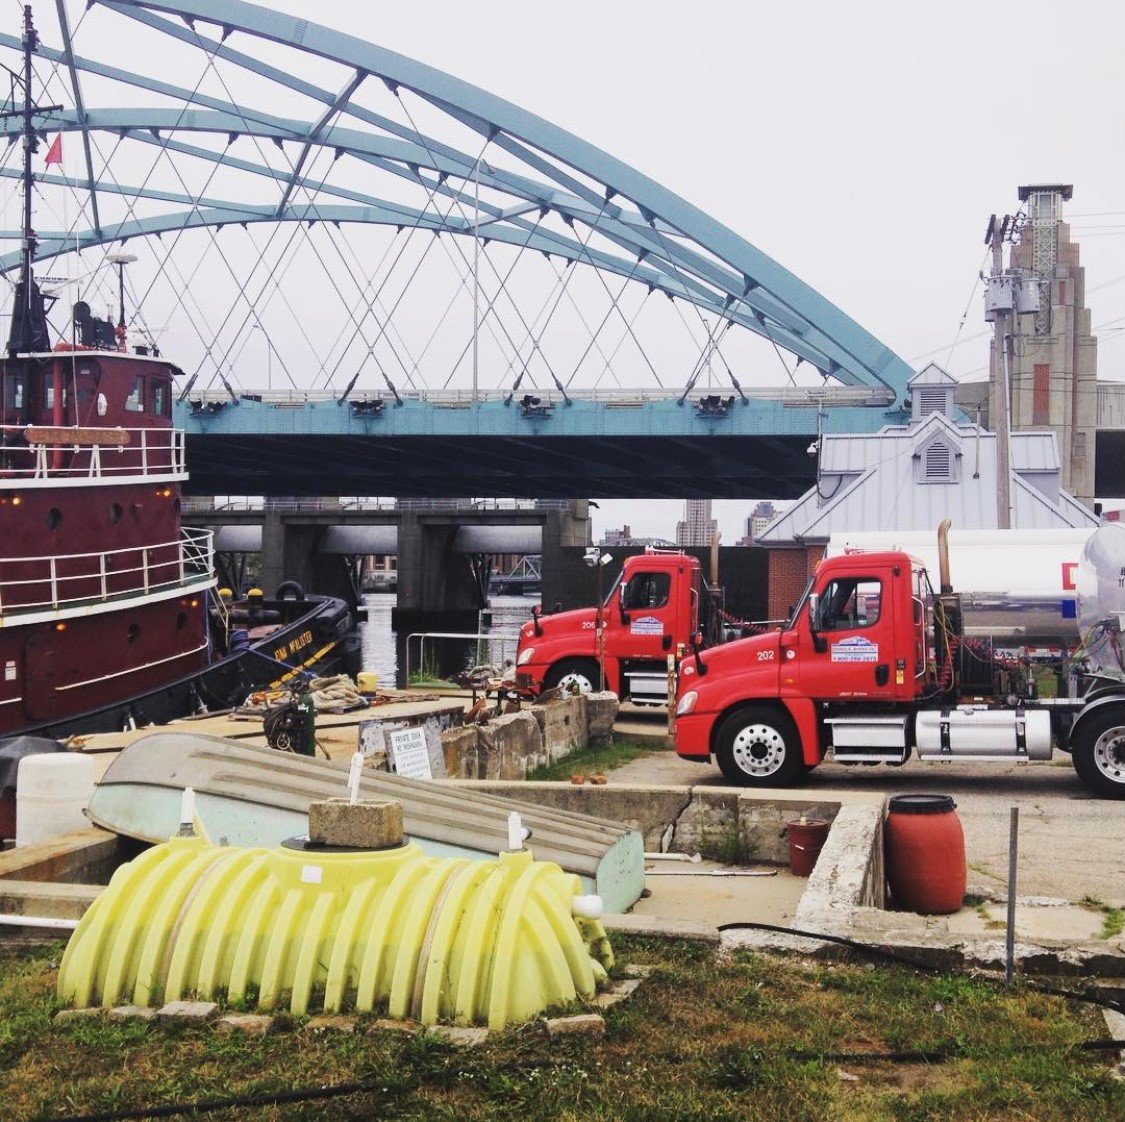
left=1078, top=895, right=1125, bottom=940
left=526, top=739, right=655, bottom=781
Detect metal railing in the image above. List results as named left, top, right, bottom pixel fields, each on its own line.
left=0, top=526, right=214, bottom=617
left=185, top=385, right=895, bottom=408
left=0, top=425, right=187, bottom=481
left=405, top=631, right=520, bottom=683
left=182, top=496, right=571, bottom=514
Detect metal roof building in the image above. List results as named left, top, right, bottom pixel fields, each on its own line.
left=757, top=364, right=1096, bottom=616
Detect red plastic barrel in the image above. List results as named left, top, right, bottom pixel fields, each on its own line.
left=786, top=818, right=830, bottom=877
left=884, top=794, right=966, bottom=914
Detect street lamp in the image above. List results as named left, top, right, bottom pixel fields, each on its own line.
left=583, top=547, right=613, bottom=692
left=250, top=323, right=273, bottom=391
left=106, top=252, right=137, bottom=351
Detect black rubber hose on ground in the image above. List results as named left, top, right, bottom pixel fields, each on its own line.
left=717, top=918, right=1125, bottom=1015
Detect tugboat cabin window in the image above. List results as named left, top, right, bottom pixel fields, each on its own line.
left=125, top=376, right=144, bottom=412
left=43, top=381, right=68, bottom=410
left=5, top=374, right=25, bottom=410
left=152, top=381, right=168, bottom=416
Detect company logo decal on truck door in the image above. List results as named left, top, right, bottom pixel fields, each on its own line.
left=630, top=616, right=664, bottom=636
left=830, top=636, right=879, bottom=663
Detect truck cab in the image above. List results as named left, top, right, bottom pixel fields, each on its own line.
left=515, top=551, right=703, bottom=704
left=675, top=550, right=933, bottom=785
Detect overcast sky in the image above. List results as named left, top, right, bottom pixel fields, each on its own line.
left=23, top=1, right=1125, bottom=537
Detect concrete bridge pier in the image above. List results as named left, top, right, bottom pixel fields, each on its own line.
left=391, top=512, right=488, bottom=685
left=258, top=509, right=359, bottom=608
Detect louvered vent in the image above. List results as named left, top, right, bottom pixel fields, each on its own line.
left=924, top=441, right=952, bottom=481
left=917, top=387, right=950, bottom=417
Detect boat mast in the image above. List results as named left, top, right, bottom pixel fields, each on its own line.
left=6, top=4, right=54, bottom=357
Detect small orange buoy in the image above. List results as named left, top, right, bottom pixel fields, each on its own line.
left=570, top=774, right=586, bottom=785
left=884, top=794, right=966, bottom=914
left=588, top=774, right=607, bottom=786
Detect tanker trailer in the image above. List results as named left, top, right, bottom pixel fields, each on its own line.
left=827, top=527, right=1095, bottom=646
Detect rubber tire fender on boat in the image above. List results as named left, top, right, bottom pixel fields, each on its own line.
left=275, top=580, right=306, bottom=602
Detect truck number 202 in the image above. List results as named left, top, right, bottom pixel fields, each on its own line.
left=756, top=650, right=775, bottom=661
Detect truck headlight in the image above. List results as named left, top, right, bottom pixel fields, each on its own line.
left=517, top=647, right=535, bottom=666
left=676, top=690, right=697, bottom=716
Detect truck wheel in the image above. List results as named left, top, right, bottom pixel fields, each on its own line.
left=1072, top=707, right=1125, bottom=798
left=544, top=658, right=601, bottom=695
left=714, top=705, right=806, bottom=788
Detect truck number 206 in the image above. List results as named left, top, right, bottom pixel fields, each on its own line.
left=756, top=650, right=775, bottom=661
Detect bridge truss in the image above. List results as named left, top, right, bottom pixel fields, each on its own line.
left=0, top=0, right=914, bottom=416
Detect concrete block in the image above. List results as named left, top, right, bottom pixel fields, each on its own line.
left=532, top=695, right=588, bottom=762
left=370, top=1018, right=420, bottom=1036
left=795, top=800, right=885, bottom=930
left=217, top=1013, right=275, bottom=1036
left=108, top=1005, right=156, bottom=1023
left=477, top=712, right=543, bottom=780
left=544, top=1013, right=605, bottom=1039
left=429, top=1024, right=489, bottom=1048
left=591, top=991, right=629, bottom=1010
left=621, top=963, right=655, bottom=979
left=54, top=1007, right=103, bottom=1026
left=441, top=725, right=479, bottom=779
left=606, top=978, right=642, bottom=998
left=591, top=978, right=642, bottom=1010
left=586, top=692, right=619, bottom=743
left=308, top=798, right=403, bottom=850
left=307, top=1015, right=356, bottom=1034
left=157, top=1000, right=218, bottom=1027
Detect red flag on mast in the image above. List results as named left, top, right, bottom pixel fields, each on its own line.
left=44, top=134, right=62, bottom=166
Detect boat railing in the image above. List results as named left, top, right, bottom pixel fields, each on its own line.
left=0, top=527, right=214, bottom=618
left=0, top=425, right=187, bottom=481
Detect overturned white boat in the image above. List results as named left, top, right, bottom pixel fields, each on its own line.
left=88, top=732, right=644, bottom=912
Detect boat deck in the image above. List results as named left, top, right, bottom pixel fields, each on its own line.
left=68, top=691, right=468, bottom=780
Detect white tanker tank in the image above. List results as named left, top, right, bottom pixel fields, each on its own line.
left=826, top=527, right=1097, bottom=646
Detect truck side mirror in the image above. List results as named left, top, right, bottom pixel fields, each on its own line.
left=531, top=603, right=543, bottom=637
left=807, top=592, right=827, bottom=653
left=618, top=586, right=630, bottom=625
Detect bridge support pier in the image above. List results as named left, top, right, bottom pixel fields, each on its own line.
left=390, top=513, right=487, bottom=686
left=259, top=510, right=360, bottom=608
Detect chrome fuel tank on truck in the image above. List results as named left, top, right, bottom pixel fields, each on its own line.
left=827, top=528, right=1095, bottom=646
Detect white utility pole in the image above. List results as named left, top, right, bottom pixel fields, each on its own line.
left=988, top=218, right=1013, bottom=529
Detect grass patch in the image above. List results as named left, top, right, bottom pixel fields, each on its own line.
left=2, top=937, right=1123, bottom=1121
left=407, top=675, right=459, bottom=689
left=1078, top=895, right=1125, bottom=940
left=526, top=739, right=656, bottom=781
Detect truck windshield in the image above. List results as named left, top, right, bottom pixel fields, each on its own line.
left=602, top=569, right=624, bottom=607
left=785, top=577, right=815, bottom=630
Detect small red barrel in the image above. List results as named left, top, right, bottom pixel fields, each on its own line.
left=885, top=794, right=966, bottom=914
left=786, top=818, right=830, bottom=877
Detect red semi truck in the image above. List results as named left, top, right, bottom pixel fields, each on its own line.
left=673, top=522, right=1125, bottom=798
left=514, top=550, right=726, bottom=705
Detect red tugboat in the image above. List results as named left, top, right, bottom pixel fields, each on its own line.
left=0, top=7, right=357, bottom=739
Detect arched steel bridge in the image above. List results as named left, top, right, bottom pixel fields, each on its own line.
left=0, top=0, right=920, bottom=497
